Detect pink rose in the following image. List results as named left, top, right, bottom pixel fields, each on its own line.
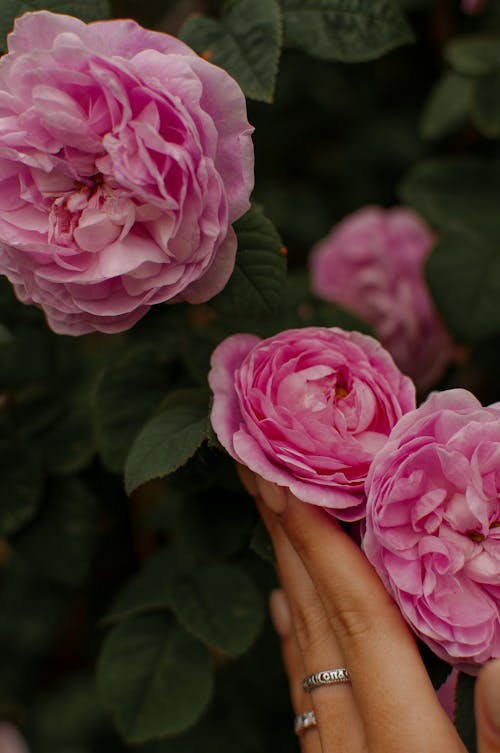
left=0, top=12, right=254, bottom=334
left=310, top=207, right=453, bottom=392
left=0, top=724, right=29, bottom=753
left=209, top=327, right=415, bottom=520
left=363, top=389, right=500, bottom=673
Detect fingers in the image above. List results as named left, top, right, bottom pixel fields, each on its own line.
left=269, top=590, right=322, bottom=753
left=258, top=495, right=365, bottom=753
left=476, top=659, right=500, bottom=753
left=257, top=477, right=465, bottom=753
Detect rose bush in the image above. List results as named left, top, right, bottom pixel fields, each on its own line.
left=363, top=389, right=500, bottom=672
left=209, top=327, right=415, bottom=520
left=0, top=11, right=254, bottom=334
left=310, top=207, right=453, bottom=391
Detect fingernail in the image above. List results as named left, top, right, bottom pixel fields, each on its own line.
left=481, top=659, right=500, bottom=734
left=255, top=476, right=288, bottom=514
left=269, top=589, right=292, bottom=638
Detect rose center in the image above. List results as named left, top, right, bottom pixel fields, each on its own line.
left=467, top=531, right=486, bottom=543
left=466, top=520, right=500, bottom=543
left=48, top=173, right=115, bottom=247
left=303, top=369, right=351, bottom=412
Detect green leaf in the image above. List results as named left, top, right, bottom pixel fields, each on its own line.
left=105, top=547, right=194, bottom=624
left=400, top=158, right=500, bottom=239
left=472, top=71, right=500, bottom=137
left=98, top=615, right=214, bottom=743
left=93, top=348, right=175, bottom=473
left=455, top=673, right=477, bottom=753
left=124, top=390, right=209, bottom=494
left=211, top=205, right=286, bottom=317
left=180, top=0, right=282, bottom=103
left=420, top=72, right=472, bottom=140
left=0, top=439, right=43, bottom=536
left=446, top=35, right=500, bottom=77
left=0, top=0, right=111, bottom=50
left=281, top=0, right=414, bottom=62
left=14, top=477, right=99, bottom=586
left=426, top=233, right=500, bottom=341
left=170, top=562, right=265, bottom=656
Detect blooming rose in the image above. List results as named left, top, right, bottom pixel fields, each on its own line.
left=363, top=389, right=500, bottom=672
left=209, top=327, right=415, bottom=520
left=0, top=12, right=254, bottom=334
left=310, top=207, right=453, bottom=391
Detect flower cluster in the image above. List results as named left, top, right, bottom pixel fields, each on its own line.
left=210, top=329, right=500, bottom=673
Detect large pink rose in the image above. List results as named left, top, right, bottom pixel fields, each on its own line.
left=0, top=12, right=254, bottom=334
left=363, top=389, right=500, bottom=673
left=310, top=207, right=453, bottom=391
left=209, top=327, right=415, bottom=520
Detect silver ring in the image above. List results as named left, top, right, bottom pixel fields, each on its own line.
left=294, top=710, right=317, bottom=735
left=303, top=668, right=351, bottom=693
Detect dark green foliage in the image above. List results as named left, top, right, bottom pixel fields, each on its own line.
left=98, top=615, right=214, bottom=743
left=93, top=347, right=179, bottom=473
left=427, top=233, right=500, bottom=341
left=281, top=0, right=414, bottom=62
left=180, top=0, right=282, bottom=103
left=420, top=72, right=472, bottom=141
left=401, top=158, right=500, bottom=341
left=13, top=477, right=100, bottom=586
left=124, top=389, right=211, bottom=494
left=169, top=561, right=265, bottom=656
left=0, top=439, right=43, bottom=535
left=211, top=205, right=287, bottom=316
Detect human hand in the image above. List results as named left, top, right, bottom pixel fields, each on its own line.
left=238, top=465, right=500, bottom=753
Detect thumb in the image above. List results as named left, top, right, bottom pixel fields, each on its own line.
left=477, top=659, right=500, bottom=753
